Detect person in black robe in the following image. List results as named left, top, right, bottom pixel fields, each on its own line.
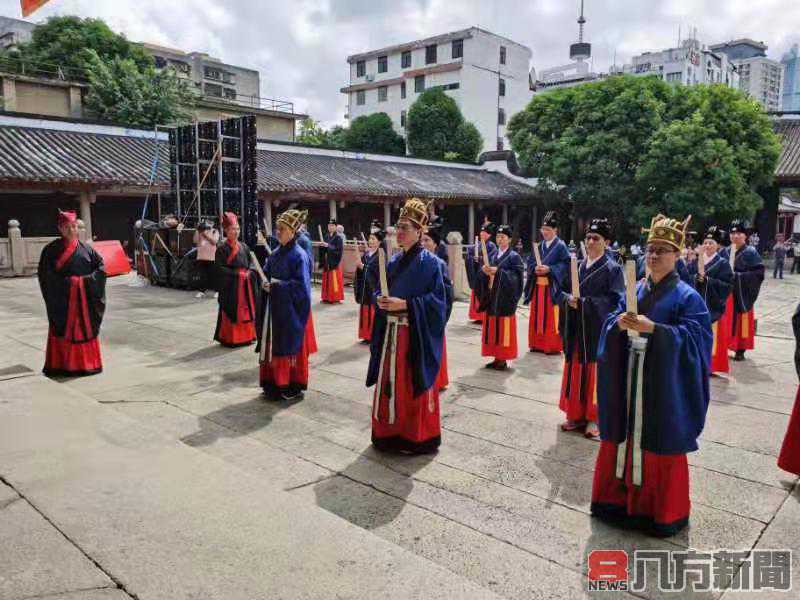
left=427, top=215, right=449, bottom=263
left=423, top=225, right=454, bottom=390
left=556, top=219, right=624, bottom=439
left=465, top=222, right=497, bottom=322
left=214, top=212, right=257, bottom=347
left=354, top=228, right=383, bottom=343
left=478, top=224, right=525, bottom=371
left=319, top=218, right=345, bottom=303
left=687, top=226, right=734, bottom=374
left=38, top=210, right=106, bottom=377
left=720, top=220, right=765, bottom=361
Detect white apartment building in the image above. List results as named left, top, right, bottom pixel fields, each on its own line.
left=341, top=27, right=533, bottom=153
left=711, top=39, right=783, bottom=112
left=624, top=38, right=739, bottom=89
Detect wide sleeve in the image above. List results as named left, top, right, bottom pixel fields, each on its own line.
left=732, top=249, right=765, bottom=313
left=700, top=261, right=733, bottom=322
left=596, top=299, right=630, bottom=446
left=37, top=243, right=70, bottom=335
left=406, top=261, right=447, bottom=396
left=84, top=246, right=108, bottom=335
left=215, top=245, right=239, bottom=322
left=327, top=235, right=344, bottom=268
left=522, top=253, right=536, bottom=304
left=641, top=290, right=712, bottom=454
left=583, top=264, right=625, bottom=327
left=488, top=253, right=524, bottom=316
left=258, top=251, right=311, bottom=358
left=354, top=254, right=367, bottom=303
left=793, top=303, right=800, bottom=380
left=547, top=243, right=571, bottom=303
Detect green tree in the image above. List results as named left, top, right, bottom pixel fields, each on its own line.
left=507, top=75, right=781, bottom=236
left=327, top=125, right=348, bottom=149
left=343, top=113, right=405, bottom=155
left=297, top=118, right=331, bottom=146
left=407, top=88, right=484, bottom=162
left=84, top=53, right=196, bottom=127
left=4, top=16, right=153, bottom=76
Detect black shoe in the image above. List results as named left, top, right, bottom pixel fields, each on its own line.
left=494, top=360, right=508, bottom=371
left=485, top=360, right=498, bottom=369
left=733, top=350, right=746, bottom=361
left=280, top=390, right=304, bottom=401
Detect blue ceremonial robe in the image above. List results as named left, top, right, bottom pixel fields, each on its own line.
left=296, top=231, right=314, bottom=277
left=435, top=242, right=448, bottom=264
left=465, top=240, right=497, bottom=291
left=366, top=243, right=447, bottom=396
left=319, top=232, right=344, bottom=271
left=719, top=245, right=764, bottom=314
left=354, top=250, right=379, bottom=306
left=687, top=254, right=733, bottom=323
left=435, top=255, right=454, bottom=323
left=556, top=254, right=625, bottom=362
left=256, top=239, right=311, bottom=358
left=523, top=237, right=570, bottom=305
left=478, top=249, right=525, bottom=317
left=597, top=270, right=713, bottom=454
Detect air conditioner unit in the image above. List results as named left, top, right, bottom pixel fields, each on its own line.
left=365, top=74, right=375, bottom=82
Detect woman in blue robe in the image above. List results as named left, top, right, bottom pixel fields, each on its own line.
left=556, top=219, right=624, bottom=439
left=592, top=214, right=712, bottom=537
left=256, top=209, right=313, bottom=401
left=319, top=219, right=344, bottom=303
left=423, top=227, right=454, bottom=390
left=720, top=220, right=764, bottom=361
left=687, top=226, right=733, bottom=374
left=367, top=198, right=447, bottom=454
left=354, top=229, right=383, bottom=342
left=477, top=224, right=525, bottom=371
left=523, top=212, right=569, bottom=354
left=465, top=222, right=497, bottom=322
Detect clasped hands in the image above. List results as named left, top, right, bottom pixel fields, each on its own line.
left=377, top=295, right=407, bottom=312
left=617, top=312, right=655, bottom=334
left=534, top=265, right=550, bottom=276
left=481, top=265, right=497, bottom=276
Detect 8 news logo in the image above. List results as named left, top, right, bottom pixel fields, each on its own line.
left=588, top=550, right=630, bottom=591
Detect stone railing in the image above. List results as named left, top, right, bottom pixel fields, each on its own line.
left=0, top=219, right=87, bottom=277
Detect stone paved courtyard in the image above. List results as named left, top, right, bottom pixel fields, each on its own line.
left=1, top=272, right=798, bottom=599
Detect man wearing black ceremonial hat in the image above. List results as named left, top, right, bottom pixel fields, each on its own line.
left=720, top=220, right=764, bottom=361
left=319, top=218, right=345, bottom=303
left=354, top=225, right=385, bottom=342
left=688, top=226, right=733, bottom=374
left=465, top=222, right=498, bottom=323
left=556, top=218, right=624, bottom=439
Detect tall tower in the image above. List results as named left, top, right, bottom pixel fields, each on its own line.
left=569, top=0, right=591, bottom=62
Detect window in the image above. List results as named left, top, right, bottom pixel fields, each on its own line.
left=378, top=86, right=388, bottom=102
left=452, top=39, right=463, bottom=59
left=378, top=55, right=388, bottom=73
left=666, top=72, right=682, bottom=83
left=204, top=66, right=222, bottom=80
left=433, top=82, right=460, bottom=91
left=356, top=60, right=366, bottom=77
left=401, top=50, right=411, bottom=69
left=499, top=78, right=506, bottom=96
left=426, top=44, right=437, bottom=65
left=415, top=75, right=425, bottom=93
left=400, top=81, right=406, bottom=99
left=204, top=83, right=222, bottom=97
left=223, top=88, right=237, bottom=100
left=356, top=90, right=365, bottom=105
left=498, top=108, right=505, bottom=125
left=154, top=55, right=167, bottom=69
left=222, top=71, right=236, bottom=84
left=400, top=110, right=407, bottom=128
left=499, top=46, right=507, bottom=65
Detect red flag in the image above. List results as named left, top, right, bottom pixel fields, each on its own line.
left=21, top=0, right=52, bottom=17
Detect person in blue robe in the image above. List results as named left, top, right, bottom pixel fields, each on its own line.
left=367, top=198, right=447, bottom=454
left=591, top=214, right=712, bottom=537
left=465, top=222, right=497, bottom=322
left=687, top=226, right=734, bottom=374
left=319, top=218, right=345, bottom=303
left=555, top=219, right=625, bottom=439
left=477, top=224, right=525, bottom=370
left=719, top=220, right=765, bottom=361
left=256, top=209, right=313, bottom=401
left=423, top=226, right=454, bottom=390
left=354, top=228, right=383, bottom=342
left=296, top=225, right=314, bottom=276
left=427, top=215, right=449, bottom=264
left=523, top=211, right=569, bottom=354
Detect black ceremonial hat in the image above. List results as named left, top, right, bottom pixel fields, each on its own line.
left=496, top=224, right=513, bottom=237
left=728, top=219, right=750, bottom=235
left=427, top=215, right=444, bottom=244
left=481, top=221, right=497, bottom=235
left=704, top=225, right=726, bottom=245
left=586, top=218, right=611, bottom=240
left=328, top=218, right=338, bottom=225
left=542, top=211, right=558, bottom=228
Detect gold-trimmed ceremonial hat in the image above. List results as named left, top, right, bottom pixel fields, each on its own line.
left=398, top=197, right=431, bottom=229
left=643, top=214, right=692, bottom=251
left=276, top=208, right=308, bottom=232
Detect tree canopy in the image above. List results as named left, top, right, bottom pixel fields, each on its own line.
left=407, top=88, right=483, bottom=163
left=507, top=75, right=782, bottom=236
left=343, top=113, right=406, bottom=155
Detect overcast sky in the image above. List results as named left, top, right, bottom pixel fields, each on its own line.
left=2, top=0, right=799, bottom=126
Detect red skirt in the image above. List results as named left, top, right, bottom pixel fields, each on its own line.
left=591, top=440, right=691, bottom=537
left=726, top=296, right=755, bottom=351
left=468, top=290, right=484, bottom=322
left=321, top=267, right=344, bottom=303
left=528, top=277, right=562, bottom=353
left=778, top=386, right=800, bottom=476
left=215, top=270, right=256, bottom=347
left=43, top=275, right=102, bottom=377
left=358, top=303, right=376, bottom=341
left=710, top=315, right=730, bottom=374
left=306, top=310, right=318, bottom=355
left=435, top=336, right=449, bottom=390
left=259, top=323, right=311, bottom=397
left=481, top=315, right=518, bottom=361
left=559, top=352, right=598, bottom=422
left=372, top=322, right=440, bottom=453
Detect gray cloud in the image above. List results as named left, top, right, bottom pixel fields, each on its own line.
left=2, top=0, right=798, bottom=126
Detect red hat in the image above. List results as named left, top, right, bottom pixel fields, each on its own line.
left=222, top=212, right=239, bottom=229
left=57, top=210, right=77, bottom=227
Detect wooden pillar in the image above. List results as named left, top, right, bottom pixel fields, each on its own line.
left=531, top=205, right=539, bottom=244
left=263, top=197, right=273, bottom=233
left=80, top=191, right=94, bottom=240
left=383, top=200, right=391, bottom=228
left=501, top=204, right=509, bottom=225
left=468, top=201, right=476, bottom=242
left=8, top=219, right=25, bottom=276
left=328, top=198, right=337, bottom=221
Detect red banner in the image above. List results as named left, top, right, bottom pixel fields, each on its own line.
left=21, top=0, right=52, bottom=17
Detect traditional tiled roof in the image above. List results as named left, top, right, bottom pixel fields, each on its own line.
left=775, top=119, right=800, bottom=183
left=0, top=123, right=168, bottom=188
left=255, top=149, right=537, bottom=201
